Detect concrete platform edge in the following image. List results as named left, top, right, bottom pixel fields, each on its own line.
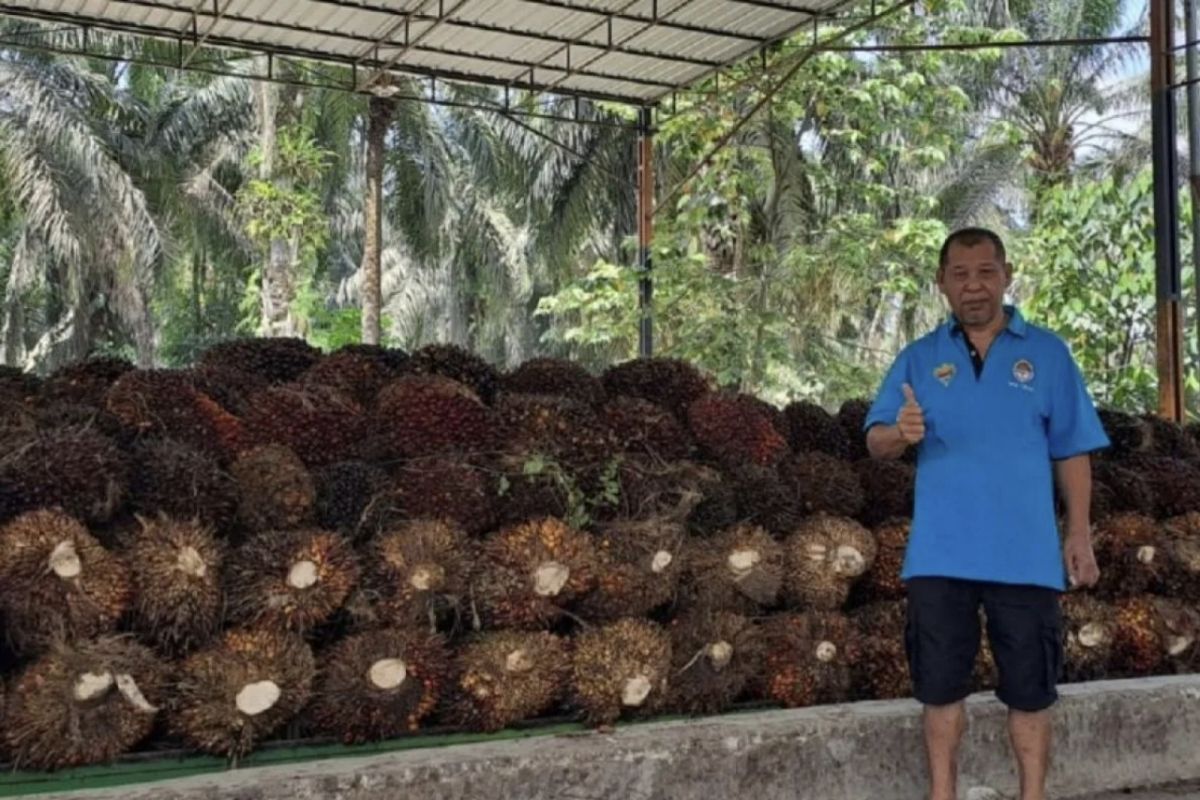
left=41, top=675, right=1200, bottom=800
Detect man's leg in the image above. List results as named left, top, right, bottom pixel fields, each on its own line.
left=983, top=583, right=1063, bottom=800
left=923, top=702, right=968, bottom=800
left=906, top=578, right=982, bottom=800
left=1009, top=709, right=1052, bottom=800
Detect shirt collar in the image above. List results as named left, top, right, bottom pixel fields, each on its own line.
left=948, top=304, right=1027, bottom=338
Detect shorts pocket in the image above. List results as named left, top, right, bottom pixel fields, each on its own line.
left=1042, top=623, right=1063, bottom=691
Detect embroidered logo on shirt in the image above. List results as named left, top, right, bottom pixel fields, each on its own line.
left=1013, top=359, right=1035, bottom=384
left=933, top=362, right=956, bottom=386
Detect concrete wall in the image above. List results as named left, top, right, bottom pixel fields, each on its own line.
left=47, top=675, right=1200, bottom=800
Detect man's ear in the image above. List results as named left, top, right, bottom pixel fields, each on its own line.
left=1003, top=261, right=1014, bottom=287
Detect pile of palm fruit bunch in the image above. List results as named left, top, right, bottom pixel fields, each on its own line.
left=0, top=342, right=1196, bottom=774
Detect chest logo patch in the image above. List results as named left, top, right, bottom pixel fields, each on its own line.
left=933, top=362, right=956, bottom=386
left=1013, top=359, right=1035, bottom=384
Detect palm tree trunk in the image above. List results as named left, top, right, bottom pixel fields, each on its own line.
left=255, top=81, right=296, bottom=337
left=361, top=97, right=394, bottom=345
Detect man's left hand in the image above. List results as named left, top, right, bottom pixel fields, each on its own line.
left=1064, top=527, right=1100, bottom=589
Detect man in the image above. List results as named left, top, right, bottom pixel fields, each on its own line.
left=864, top=228, right=1109, bottom=800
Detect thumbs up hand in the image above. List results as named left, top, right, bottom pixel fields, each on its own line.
left=896, top=383, right=925, bottom=445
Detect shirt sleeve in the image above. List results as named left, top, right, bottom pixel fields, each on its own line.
left=864, top=348, right=912, bottom=433
left=1047, top=342, right=1110, bottom=460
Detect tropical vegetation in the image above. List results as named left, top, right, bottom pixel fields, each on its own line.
left=1, top=0, right=1188, bottom=413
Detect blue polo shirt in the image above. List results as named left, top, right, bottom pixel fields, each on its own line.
left=864, top=307, right=1109, bottom=590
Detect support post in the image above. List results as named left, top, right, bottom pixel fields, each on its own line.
left=1151, top=0, right=1185, bottom=420
left=637, top=106, right=654, bottom=358
left=1188, top=0, right=1200, bottom=397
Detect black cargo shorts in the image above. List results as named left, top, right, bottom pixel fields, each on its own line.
left=905, top=577, right=1063, bottom=712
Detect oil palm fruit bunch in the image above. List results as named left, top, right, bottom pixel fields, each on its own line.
left=571, top=618, right=672, bottom=726
left=311, top=628, right=450, bottom=743
left=680, top=523, right=783, bottom=614
left=129, top=438, right=238, bottom=531
left=449, top=631, right=570, bottom=732
left=198, top=337, right=321, bottom=384
left=360, top=519, right=472, bottom=630
left=601, top=396, right=693, bottom=461
left=1124, top=455, right=1200, bottom=519
left=1093, top=513, right=1166, bottom=598
left=726, top=464, right=801, bottom=535
left=762, top=612, right=857, bottom=708
left=242, top=384, right=366, bottom=467
left=185, top=363, right=267, bottom=416
left=1161, top=515, right=1200, bottom=600
left=601, top=357, right=711, bottom=421
left=373, top=375, right=496, bottom=460
left=1093, top=461, right=1155, bottom=516
left=0, top=426, right=129, bottom=524
left=0, top=392, right=38, bottom=447
left=300, top=348, right=400, bottom=407
left=783, top=514, right=877, bottom=611
left=495, top=393, right=614, bottom=475
left=125, top=515, right=226, bottom=657
left=373, top=456, right=499, bottom=537
left=501, top=357, right=605, bottom=406
left=170, top=628, right=315, bottom=759
left=229, top=445, right=316, bottom=532
left=1142, top=414, right=1199, bottom=460
left=616, top=458, right=735, bottom=535
left=687, top=391, right=789, bottom=469
left=0, top=364, right=39, bottom=398
left=836, top=399, right=872, bottom=461
left=849, top=601, right=909, bottom=700
left=579, top=517, right=685, bottom=623
left=667, top=610, right=763, bottom=715
left=853, top=458, right=916, bottom=526
left=40, top=357, right=134, bottom=408
left=3, top=637, right=167, bottom=769
left=1150, top=598, right=1200, bottom=673
left=778, top=451, right=865, bottom=518
left=492, top=450, right=573, bottom=527
left=472, top=518, right=597, bottom=630
left=106, top=369, right=248, bottom=460
left=851, top=518, right=909, bottom=604
left=1111, top=597, right=1167, bottom=676
left=0, top=510, right=131, bottom=656
left=407, top=343, right=500, bottom=405
left=312, top=460, right=389, bottom=536
left=783, top=400, right=850, bottom=459
left=334, top=343, right=410, bottom=373
left=1096, top=409, right=1149, bottom=457
left=1061, top=594, right=1117, bottom=683
left=227, top=529, right=359, bottom=634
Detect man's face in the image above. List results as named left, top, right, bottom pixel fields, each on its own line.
left=936, top=240, right=1012, bottom=329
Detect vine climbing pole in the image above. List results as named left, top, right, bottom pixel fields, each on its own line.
left=1151, top=0, right=1185, bottom=420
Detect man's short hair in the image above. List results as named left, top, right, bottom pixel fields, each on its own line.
left=939, top=227, right=1007, bottom=269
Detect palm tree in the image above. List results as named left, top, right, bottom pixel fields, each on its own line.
left=0, top=31, right=256, bottom=370
left=359, top=95, right=394, bottom=345
left=937, top=0, right=1148, bottom=224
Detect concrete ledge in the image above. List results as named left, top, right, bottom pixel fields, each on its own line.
left=46, top=675, right=1200, bottom=800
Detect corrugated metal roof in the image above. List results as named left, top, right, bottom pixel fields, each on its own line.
left=0, top=0, right=854, bottom=104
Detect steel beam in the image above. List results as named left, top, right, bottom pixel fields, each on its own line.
left=1151, top=0, right=1185, bottom=420
left=637, top=105, right=655, bottom=357
left=0, top=5, right=651, bottom=105
left=0, top=24, right=640, bottom=128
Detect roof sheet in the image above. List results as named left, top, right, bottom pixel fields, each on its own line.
left=0, top=0, right=853, bottom=103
